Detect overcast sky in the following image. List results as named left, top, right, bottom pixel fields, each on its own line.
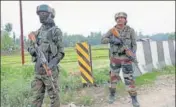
left=1, top=1, right=175, bottom=38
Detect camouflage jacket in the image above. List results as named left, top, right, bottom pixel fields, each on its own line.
left=101, top=25, right=137, bottom=57
left=28, top=25, right=64, bottom=73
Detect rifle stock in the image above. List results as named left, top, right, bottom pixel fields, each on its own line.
left=110, top=27, right=142, bottom=74
left=28, top=32, right=57, bottom=93
left=111, top=27, right=120, bottom=37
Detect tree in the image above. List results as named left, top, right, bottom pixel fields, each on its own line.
left=13, top=32, right=16, bottom=44
left=4, top=23, right=12, bottom=33
left=87, top=32, right=102, bottom=45
left=1, top=23, right=13, bottom=51
left=168, top=33, right=175, bottom=40
left=1, top=31, right=13, bottom=50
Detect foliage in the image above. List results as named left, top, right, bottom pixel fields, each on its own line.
left=1, top=31, right=13, bottom=51
left=1, top=23, right=15, bottom=51
left=4, top=23, right=12, bottom=33
left=1, top=22, right=175, bottom=53
left=1, top=44, right=175, bottom=106
left=168, top=32, right=175, bottom=40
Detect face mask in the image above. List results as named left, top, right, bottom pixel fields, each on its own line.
left=38, top=11, right=49, bottom=24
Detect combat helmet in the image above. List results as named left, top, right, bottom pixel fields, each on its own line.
left=114, top=12, right=127, bottom=20
left=36, top=4, right=55, bottom=18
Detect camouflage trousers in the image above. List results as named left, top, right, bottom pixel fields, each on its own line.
left=109, top=57, right=137, bottom=96
left=30, top=69, right=60, bottom=107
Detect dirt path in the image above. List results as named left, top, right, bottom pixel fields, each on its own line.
left=63, top=74, right=175, bottom=107
left=102, top=75, right=175, bottom=107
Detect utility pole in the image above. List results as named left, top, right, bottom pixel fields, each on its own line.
left=19, top=0, right=25, bottom=65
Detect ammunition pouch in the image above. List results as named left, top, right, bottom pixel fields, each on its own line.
left=118, top=51, right=126, bottom=56
left=49, top=42, right=58, bottom=57
left=111, top=43, right=126, bottom=55
left=39, top=43, right=50, bottom=53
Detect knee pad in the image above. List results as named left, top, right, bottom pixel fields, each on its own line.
left=128, top=90, right=137, bottom=96
left=109, top=81, right=117, bottom=88
left=127, top=86, right=137, bottom=96
left=122, top=64, right=133, bottom=74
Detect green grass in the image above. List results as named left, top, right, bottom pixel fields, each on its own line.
left=135, top=72, right=159, bottom=85
left=60, top=65, right=175, bottom=105
left=115, top=65, right=175, bottom=96
left=1, top=45, right=110, bottom=107
left=1, top=45, right=175, bottom=107
left=1, top=65, right=33, bottom=107
left=1, top=45, right=109, bottom=70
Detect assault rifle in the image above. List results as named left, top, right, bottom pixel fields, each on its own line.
left=110, top=27, right=142, bottom=74
left=28, top=32, right=56, bottom=93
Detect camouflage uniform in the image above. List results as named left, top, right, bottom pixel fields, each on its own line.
left=28, top=4, right=64, bottom=107
left=101, top=12, right=139, bottom=107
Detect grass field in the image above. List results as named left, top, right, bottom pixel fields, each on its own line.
left=1, top=44, right=109, bottom=70
left=1, top=45, right=175, bottom=107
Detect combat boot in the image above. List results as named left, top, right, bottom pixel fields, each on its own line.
left=131, top=96, right=140, bottom=107
left=108, top=88, right=116, bottom=104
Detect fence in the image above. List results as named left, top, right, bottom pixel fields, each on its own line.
left=129, top=40, right=175, bottom=77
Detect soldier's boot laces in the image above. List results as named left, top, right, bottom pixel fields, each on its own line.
left=131, top=96, right=140, bottom=107
left=108, top=88, right=116, bottom=104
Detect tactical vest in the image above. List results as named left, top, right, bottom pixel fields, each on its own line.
left=32, top=26, right=58, bottom=62
left=110, top=26, right=132, bottom=56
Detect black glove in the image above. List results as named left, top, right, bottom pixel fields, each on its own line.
left=48, top=57, right=60, bottom=70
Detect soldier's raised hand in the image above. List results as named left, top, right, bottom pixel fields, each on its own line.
left=47, top=69, right=52, bottom=76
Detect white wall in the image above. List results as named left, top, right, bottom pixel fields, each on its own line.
left=119, top=40, right=175, bottom=83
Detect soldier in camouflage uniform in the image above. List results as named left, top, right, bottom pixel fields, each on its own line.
left=27, top=4, right=64, bottom=107
left=101, top=12, right=140, bottom=107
